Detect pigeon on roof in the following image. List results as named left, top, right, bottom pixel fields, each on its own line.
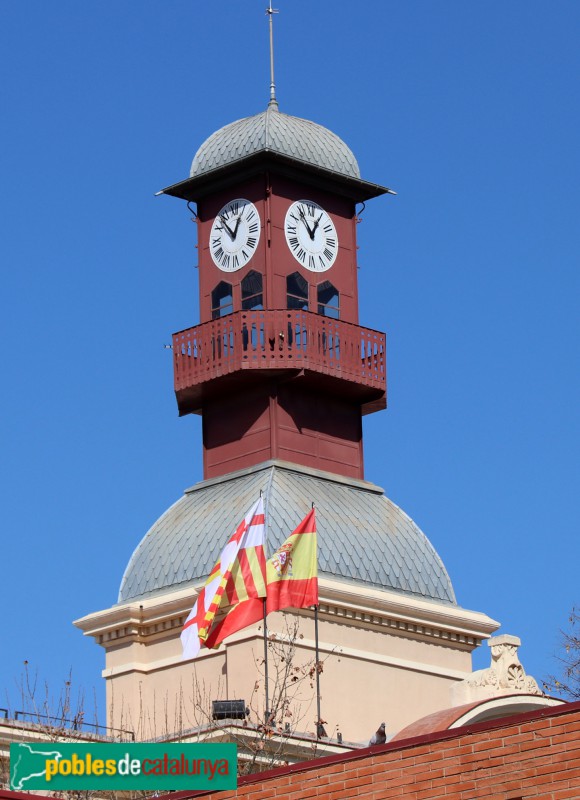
left=369, top=722, right=387, bottom=746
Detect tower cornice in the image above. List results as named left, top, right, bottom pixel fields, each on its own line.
left=74, top=577, right=499, bottom=657
left=159, top=150, right=392, bottom=204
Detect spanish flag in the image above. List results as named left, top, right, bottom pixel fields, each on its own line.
left=203, top=508, right=318, bottom=651
left=266, top=509, right=318, bottom=614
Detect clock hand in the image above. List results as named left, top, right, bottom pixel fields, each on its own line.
left=298, top=208, right=315, bottom=239
left=311, top=212, right=323, bottom=237
left=232, top=215, right=242, bottom=239
left=219, top=216, right=236, bottom=240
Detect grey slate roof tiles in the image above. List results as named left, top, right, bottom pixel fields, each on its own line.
left=118, top=463, right=456, bottom=606
left=190, top=107, right=361, bottom=180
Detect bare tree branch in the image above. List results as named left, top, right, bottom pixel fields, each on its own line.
left=543, top=607, right=580, bottom=700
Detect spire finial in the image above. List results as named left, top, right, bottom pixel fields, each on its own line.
left=266, top=2, right=279, bottom=109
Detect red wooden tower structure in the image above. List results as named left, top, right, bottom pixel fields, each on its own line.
left=161, top=105, right=393, bottom=481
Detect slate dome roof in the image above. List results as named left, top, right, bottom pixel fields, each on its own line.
left=119, top=463, right=456, bottom=606
left=190, top=106, right=360, bottom=180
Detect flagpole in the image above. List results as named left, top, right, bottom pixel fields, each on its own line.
left=260, top=488, right=271, bottom=724
left=263, top=598, right=270, bottom=723
left=314, top=603, right=322, bottom=735
left=310, top=501, right=323, bottom=736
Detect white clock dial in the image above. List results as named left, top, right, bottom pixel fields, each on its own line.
left=210, top=198, right=261, bottom=272
left=284, top=199, right=338, bottom=272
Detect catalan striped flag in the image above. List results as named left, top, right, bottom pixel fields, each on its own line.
left=181, top=497, right=266, bottom=660
left=266, top=508, right=318, bottom=614
left=204, top=507, right=268, bottom=649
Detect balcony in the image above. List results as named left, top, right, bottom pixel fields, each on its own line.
left=173, top=309, right=386, bottom=415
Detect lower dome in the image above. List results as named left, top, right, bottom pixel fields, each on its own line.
left=118, top=461, right=456, bottom=605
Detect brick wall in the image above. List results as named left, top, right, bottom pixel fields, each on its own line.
left=2, top=701, right=578, bottom=800
left=170, top=700, right=580, bottom=800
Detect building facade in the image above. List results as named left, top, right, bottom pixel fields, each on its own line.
left=76, top=95, right=504, bottom=743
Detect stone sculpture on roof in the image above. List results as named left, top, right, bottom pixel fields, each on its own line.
left=452, top=634, right=541, bottom=706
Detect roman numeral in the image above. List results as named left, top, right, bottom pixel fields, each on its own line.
left=247, top=237, right=257, bottom=248
left=323, top=247, right=333, bottom=260
left=215, top=246, right=224, bottom=260
left=246, top=209, right=256, bottom=221
left=230, top=201, right=239, bottom=215
left=326, top=237, right=336, bottom=248
left=307, top=203, right=315, bottom=217
left=308, top=255, right=315, bottom=269
left=212, top=237, right=221, bottom=247
left=222, top=253, right=230, bottom=268
left=289, top=236, right=299, bottom=250
left=287, top=225, right=296, bottom=235
left=249, top=222, right=259, bottom=234
left=323, top=224, right=332, bottom=233
left=297, top=247, right=305, bottom=262
left=233, top=254, right=239, bottom=268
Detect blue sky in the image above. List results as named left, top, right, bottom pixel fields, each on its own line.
left=1, top=1, right=578, bottom=723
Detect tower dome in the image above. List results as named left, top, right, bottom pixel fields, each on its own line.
left=119, top=462, right=456, bottom=606
left=190, top=106, right=361, bottom=181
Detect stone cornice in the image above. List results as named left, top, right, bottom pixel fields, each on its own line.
left=74, top=578, right=498, bottom=652
left=319, top=577, right=499, bottom=645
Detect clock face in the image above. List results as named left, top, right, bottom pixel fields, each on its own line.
left=284, top=200, right=338, bottom=272
left=209, top=198, right=261, bottom=272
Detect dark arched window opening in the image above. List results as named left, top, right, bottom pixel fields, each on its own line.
left=317, top=281, right=340, bottom=319
left=241, top=271, right=263, bottom=310
left=286, top=272, right=308, bottom=311
left=211, top=281, right=233, bottom=319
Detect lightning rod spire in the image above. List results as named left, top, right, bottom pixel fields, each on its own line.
left=266, top=1, right=279, bottom=109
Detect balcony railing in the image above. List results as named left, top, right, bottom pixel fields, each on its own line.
left=173, top=309, right=386, bottom=405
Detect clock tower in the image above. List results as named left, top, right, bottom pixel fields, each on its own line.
left=161, top=104, right=392, bottom=481
left=76, top=30, right=499, bottom=743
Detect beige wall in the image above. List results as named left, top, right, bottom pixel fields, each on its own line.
left=77, top=580, right=498, bottom=743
